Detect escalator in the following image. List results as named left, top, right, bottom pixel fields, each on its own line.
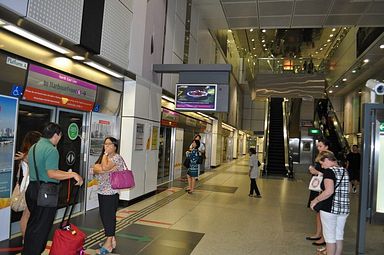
left=266, top=98, right=287, bottom=175
left=315, top=99, right=348, bottom=161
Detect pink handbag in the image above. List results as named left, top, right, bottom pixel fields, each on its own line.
left=110, top=161, right=135, bottom=189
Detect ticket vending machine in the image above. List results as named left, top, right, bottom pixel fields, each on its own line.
left=358, top=103, right=384, bottom=253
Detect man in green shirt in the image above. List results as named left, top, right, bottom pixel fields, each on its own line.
left=23, top=122, right=83, bottom=255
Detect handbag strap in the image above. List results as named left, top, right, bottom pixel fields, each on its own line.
left=334, top=168, right=345, bottom=190
left=15, top=161, right=22, bottom=182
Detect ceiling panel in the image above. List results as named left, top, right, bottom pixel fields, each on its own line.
left=358, top=15, right=384, bottom=26
left=329, top=1, right=370, bottom=14
left=325, top=15, right=361, bottom=26
left=259, top=1, right=294, bottom=16
left=222, top=2, right=257, bottom=17
left=291, top=15, right=325, bottom=28
left=365, top=2, right=384, bottom=14
left=227, top=17, right=259, bottom=28
left=259, top=16, right=291, bottom=28
left=294, top=1, right=332, bottom=15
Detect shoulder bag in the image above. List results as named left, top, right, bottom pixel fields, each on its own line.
left=10, top=162, right=27, bottom=212
left=110, top=158, right=135, bottom=189
left=308, top=175, right=323, bottom=192
left=314, top=169, right=345, bottom=212
left=33, top=145, right=60, bottom=207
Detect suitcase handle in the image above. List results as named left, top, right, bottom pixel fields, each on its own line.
left=59, top=179, right=81, bottom=229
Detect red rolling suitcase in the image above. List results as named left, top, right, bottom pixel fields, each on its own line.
left=50, top=184, right=86, bottom=255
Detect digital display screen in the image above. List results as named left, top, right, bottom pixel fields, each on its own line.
left=175, top=84, right=217, bottom=111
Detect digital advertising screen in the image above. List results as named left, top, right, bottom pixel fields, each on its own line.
left=175, top=84, right=217, bottom=111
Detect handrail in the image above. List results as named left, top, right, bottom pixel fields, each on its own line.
left=263, top=98, right=270, bottom=175
left=282, top=99, right=290, bottom=173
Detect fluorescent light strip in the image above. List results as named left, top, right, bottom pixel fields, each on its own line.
left=0, top=20, right=5, bottom=26
left=84, top=61, right=124, bottom=78
left=197, top=112, right=215, bottom=120
left=161, top=95, right=175, bottom=102
left=3, top=24, right=69, bottom=54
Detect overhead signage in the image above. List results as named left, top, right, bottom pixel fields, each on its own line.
left=23, top=64, right=97, bottom=111
left=308, top=128, right=321, bottom=135
left=6, top=57, right=28, bottom=70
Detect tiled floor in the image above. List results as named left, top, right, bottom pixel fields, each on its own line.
left=1, top=157, right=383, bottom=254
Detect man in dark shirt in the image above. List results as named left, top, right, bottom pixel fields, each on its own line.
left=346, top=145, right=361, bottom=193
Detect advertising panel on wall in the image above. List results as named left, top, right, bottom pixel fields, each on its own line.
left=23, top=64, right=97, bottom=111
left=86, top=113, right=118, bottom=211
left=175, top=84, right=217, bottom=111
left=0, top=95, right=18, bottom=241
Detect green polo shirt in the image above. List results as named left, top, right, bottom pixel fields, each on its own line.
left=28, top=138, right=60, bottom=183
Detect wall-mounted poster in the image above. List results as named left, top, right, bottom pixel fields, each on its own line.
left=86, top=113, right=118, bottom=211
left=151, top=126, right=159, bottom=150
left=135, top=123, right=144, bottom=150
left=0, top=95, right=18, bottom=241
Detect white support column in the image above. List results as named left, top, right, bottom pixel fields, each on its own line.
left=233, top=130, right=238, bottom=159
left=119, top=76, right=162, bottom=201
left=211, top=118, right=222, bottom=167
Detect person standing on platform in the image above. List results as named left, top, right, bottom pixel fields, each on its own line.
left=185, top=140, right=200, bottom=194
left=306, top=139, right=331, bottom=247
left=13, top=131, right=42, bottom=239
left=346, top=145, right=361, bottom=193
left=190, top=134, right=205, bottom=180
left=93, top=137, right=126, bottom=255
left=23, top=123, right=83, bottom=255
left=310, top=151, right=350, bottom=255
left=248, top=148, right=261, bottom=198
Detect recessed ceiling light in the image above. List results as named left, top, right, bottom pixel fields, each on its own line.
left=250, top=28, right=253, bottom=32
left=228, top=29, right=232, bottom=33
left=263, top=44, right=266, bottom=47
left=342, top=78, right=347, bottom=82
left=253, top=47, right=256, bottom=50
left=320, top=48, right=323, bottom=50
left=323, top=44, right=327, bottom=47
left=380, top=44, right=384, bottom=49
left=327, top=39, right=331, bottom=42
left=329, top=90, right=333, bottom=93
left=332, top=28, right=336, bottom=32
left=315, top=51, right=318, bottom=54
left=262, top=29, right=266, bottom=33
left=264, top=48, right=267, bottom=51
left=363, top=59, right=369, bottom=63
left=352, top=70, right=356, bottom=73
left=72, top=55, right=85, bottom=61
left=330, top=34, right=334, bottom=37
left=335, top=85, right=339, bottom=88
left=251, top=38, right=255, bottom=42
left=261, top=39, right=265, bottom=43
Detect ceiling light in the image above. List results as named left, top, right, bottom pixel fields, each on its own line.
left=72, top=55, right=85, bottom=61
left=363, top=59, right=369, bottom=63
left=315, top=51, right=318, bottom=54
left=254, top=54, right=257, bottom=57
left=250, top=28, right=253, bottom=32
left=261, top=39, right=265, bottom=43
left=162, top=95, right=174, bottom=102
left=332, top=28, right=336, bottom=32
left=329, top=90, right=333, bottom=93
left=253, top=47, right=256, bottom=50
left=335, top=85, right=339, bottom=88
left=3, top=24, right=70, bottom=54
left=342, top=78, right=347, bottom=81
left=84, top=61, right=124, bottom=78
left=262, top=29, right=266, bottom=33
left=352, top=70, right=356, bottom=73
left=264, top=48, right=267, bottom=51
left=251, top=39, right=255, bottom=42
left=380, top=44, right=384, bottom=49
left=263, top=44, right=266, bottom=47
left=323, top=44, right=327, bottom=47
left=320, top=48, right=323, bottom=50
left=327, top=39, right=331, bottom=42
left=228, top=29, right=232, bottom=32
left=329, top=34, right=334, bottom=37
left=0, top=19, right=5, bottom=26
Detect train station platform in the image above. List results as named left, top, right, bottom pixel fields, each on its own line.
left=0, top=157, right=382, bottom=255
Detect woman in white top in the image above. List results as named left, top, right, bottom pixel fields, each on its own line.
left=249, top=148, right=261, bottom=197
left=14, top=131, right=42, bottom=238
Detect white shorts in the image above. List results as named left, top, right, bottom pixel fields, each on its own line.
left=320, top=211, right=349, bottom=243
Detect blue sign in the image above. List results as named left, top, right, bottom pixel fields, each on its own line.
left=93, top=103, right=100, bottom=112
left=10, top=84, right=23, bottom=97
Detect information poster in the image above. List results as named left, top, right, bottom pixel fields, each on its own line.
left=151, top=126, right=159, bottom=150
left=86, top=113, right=117, bottom=211
left=0, top=95, right=18, bottom=241
left=135, top=124, right=144, bottom=150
